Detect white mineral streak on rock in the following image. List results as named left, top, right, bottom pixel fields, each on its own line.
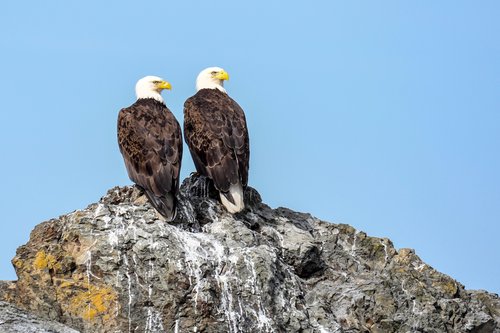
left=94, top=203, right=108, bottom=218
left=144, top=257, right=164, bottom=333
left=348, top=230, right=361, bottom=267
left=169, top=217, right=280, bottom=333
left=102, top=215, right=112, bottom=228
left=5, top=179, right=499, bottom=333
left=318, top=325, right=332, bottom=333
left=245, top=250, right=272, bottom=332
left=116, top=205, right=129, bottom=216
left=92, top=200, right=169, bottom=332
left=174, top=319, right=179, bottom=333
left=108, top=231, right=119, bottom=247
left=274, top=228, right=285, bottom=254
left=171, top=227, right=206, bottom=311
left=206, top=204, right=219, bottom=222
left=399, top=278, right=424, bottom=330
left=415, top=263, right=427, bottom=271
left=243, top=251, right=257, bottom=295
left=350, top=229, right=359, bottom=254
left=213, top=245, right=240, bottom=333
left=123, top=255, right=133, bottom=333
left=380, top=239, right=389, bottom=264
left=171, top=224, right=242, bottom=331
left=180, top=199, right=196, bottom=224
left=114, top=270, right=121, bottom=317
left=411, top=298, right=426, bottom=331
left=85, top=250, right=92, bottom=320
left=144, top=310, right=163, bottom=333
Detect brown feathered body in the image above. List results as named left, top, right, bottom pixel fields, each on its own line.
left=118, top=98, right=182, bottom=220
left=184, top=88, right=249, bottom=212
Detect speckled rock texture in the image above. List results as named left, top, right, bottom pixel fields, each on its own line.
left=0, top=174, right=499, bottom=333
left=0, top=301, right=79, bottom=333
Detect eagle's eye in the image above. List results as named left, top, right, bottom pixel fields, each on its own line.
left=211, top=71, right=217, bottom=75
left=152, top=80, right=161, bottom=84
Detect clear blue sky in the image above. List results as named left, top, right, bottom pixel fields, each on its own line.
left=0, top=1, right=498, bottom=295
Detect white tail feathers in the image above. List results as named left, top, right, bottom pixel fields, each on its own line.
left=220, top=183, right=245, bottom=213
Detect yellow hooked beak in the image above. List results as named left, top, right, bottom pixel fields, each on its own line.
left=157, top=81, right=172, bottom=90
left=214, top=70, right=229, bottom=81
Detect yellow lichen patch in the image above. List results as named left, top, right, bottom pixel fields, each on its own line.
left=33, top=250, right=61, bottom=272
left=58, top=280, right=75, bottom=289
left=12, top=258, right=23, bottom=269
left=66, top=284, right=118, bottom=321
left=432, top=279, right=458, bottom=297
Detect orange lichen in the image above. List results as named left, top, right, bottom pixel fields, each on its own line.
left=65, top=283, right=117, bottom=321
left=33, top=250, right=61, bottom=271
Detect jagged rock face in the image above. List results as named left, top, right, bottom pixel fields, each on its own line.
left=1, top=175, right=499, bottom=333
left=0, top=301, right=78, bottom=333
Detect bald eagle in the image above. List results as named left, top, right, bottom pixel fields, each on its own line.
left=117, top=76, right=182, bottom=221
left=184, top=67, right=250, bottom=213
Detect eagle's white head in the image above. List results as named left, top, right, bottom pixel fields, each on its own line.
left=196, top=67, right=229, bottom=93
left=135, top=76, right=172, bottom=103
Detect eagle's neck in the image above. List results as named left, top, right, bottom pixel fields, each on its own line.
left=196, top=78, right=227, bottom=94
left=136, top=90, right=165, bottom=104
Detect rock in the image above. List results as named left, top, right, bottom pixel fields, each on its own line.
left=0, top=174, right=499, bottom=332
left=0, top=301, right=79, bottom=333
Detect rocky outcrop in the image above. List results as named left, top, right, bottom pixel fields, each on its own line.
left=1, top=175, right=499, bottom=332
left=0, top=301, right=78, bottom=333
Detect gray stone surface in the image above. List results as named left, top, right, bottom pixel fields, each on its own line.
left=1, top=174, right=499, bottom=332
left=0, top=301, right=79, bottom=333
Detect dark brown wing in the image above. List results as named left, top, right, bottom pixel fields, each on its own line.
left=117, top=98, right=182, bottom=219
left=184, top=89, right=249, bottom=193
